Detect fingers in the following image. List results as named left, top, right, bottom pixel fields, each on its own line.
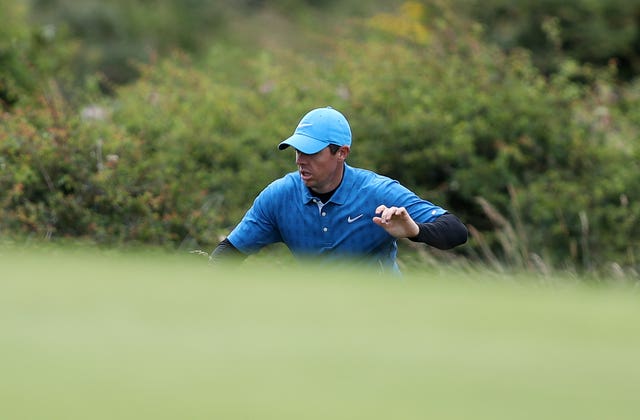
left=373, top=205, right=419, bottom=238
left=375, top=204, right=387, bottom=215
left=374, top=205, right=408, bottom=224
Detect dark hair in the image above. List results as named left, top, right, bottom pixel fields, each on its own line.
left=328, top=144, right=340, bottom=154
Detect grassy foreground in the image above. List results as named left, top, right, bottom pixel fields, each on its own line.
left=1, top=248, right=639, bottom=420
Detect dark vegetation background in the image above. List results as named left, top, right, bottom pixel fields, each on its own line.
left=1, top=0, right=639, bottom=276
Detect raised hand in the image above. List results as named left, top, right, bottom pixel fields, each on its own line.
left=372, top=205, right=420, bottom=239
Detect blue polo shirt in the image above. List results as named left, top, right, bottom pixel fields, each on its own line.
left=227, top=164, right=446, bottom=270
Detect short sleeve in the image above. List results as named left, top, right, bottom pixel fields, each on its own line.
left=226, top=184, right=283, bottom=254
left=379, top=179, right=446, bottom=223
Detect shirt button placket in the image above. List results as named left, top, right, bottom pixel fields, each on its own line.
left=321, top=208, right=328, bottom=232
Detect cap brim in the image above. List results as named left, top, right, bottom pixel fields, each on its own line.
left=278, top=134, right=328, bottom=154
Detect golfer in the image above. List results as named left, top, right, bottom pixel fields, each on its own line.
left=210, top=106, right=468, bottom=271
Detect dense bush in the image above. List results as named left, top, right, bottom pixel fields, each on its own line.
left=22, top=0, right=400, bottom=90
left=455, top=0, right=640, bottom=80
left=1, top=1, right=639, bottom=273
left=332, top=3, right=640, bottom=270
left=0, top=1, right=80, bottom=109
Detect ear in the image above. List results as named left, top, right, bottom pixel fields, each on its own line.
left=339, top=146, right=350, bottom=160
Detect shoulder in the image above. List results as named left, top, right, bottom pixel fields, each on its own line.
left=347, top=165, right=426, bottom=203
left=347, top=165, right=400, bottom=189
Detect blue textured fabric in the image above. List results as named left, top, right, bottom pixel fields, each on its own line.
left=227, top=164, right=446, bottom=270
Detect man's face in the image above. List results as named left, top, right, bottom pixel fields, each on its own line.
left=295, top=146, right=349, bottom=193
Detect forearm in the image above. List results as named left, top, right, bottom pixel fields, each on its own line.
left=408, top=213, right=468, bottom=250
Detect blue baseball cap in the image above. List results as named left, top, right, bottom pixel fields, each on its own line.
left=278, top=106, right=352, bottom=154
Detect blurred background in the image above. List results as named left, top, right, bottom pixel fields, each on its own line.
left=2, top=0, right=640, bottom=277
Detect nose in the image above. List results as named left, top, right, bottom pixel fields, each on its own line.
left=295, top=151, right=308, bottom=165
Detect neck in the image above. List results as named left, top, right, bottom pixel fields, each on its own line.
left=312, top=163, right=345, bottom=194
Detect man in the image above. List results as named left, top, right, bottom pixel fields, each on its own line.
left=210, top=106, right=467, bottom=271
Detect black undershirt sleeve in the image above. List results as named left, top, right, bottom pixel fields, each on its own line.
left=209, top=238, right=246, bottom=263
left=408, top=213, right=468, bottom=250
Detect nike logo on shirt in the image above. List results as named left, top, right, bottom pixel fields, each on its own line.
left=347, top=214, right=364, bottom=223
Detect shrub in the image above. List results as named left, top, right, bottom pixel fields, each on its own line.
left=454, top=0, right=640, bottom=80
left=1, top=1, right=639, bottom=272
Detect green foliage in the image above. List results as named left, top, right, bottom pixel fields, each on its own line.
left=305, top=2, right=640, bottom=269
left=1, top=1, right=639, bottom=273
left=0, top=86, right=139, bottom=242
left=0, top=1, right=80, bottom=108
left=0, top=47, right=343, bottom=248
left=23, top=0, right=400, bottom=89
left=26, top=0, right=232, bottom=86
left=455, top=0, right=640, bottom=80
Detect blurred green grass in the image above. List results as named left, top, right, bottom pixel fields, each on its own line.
left=1, top=248, right=639, bottom=420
